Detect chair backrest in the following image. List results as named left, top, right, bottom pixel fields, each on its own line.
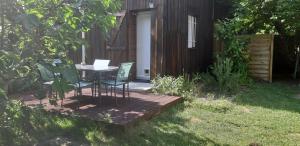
left=37, top=63, right=54, bottom=82
left=93, top=59, right=111, bottom=69
left=61, top=64, right=80, bottom=84
left=116, top=62, right=134, bottom=82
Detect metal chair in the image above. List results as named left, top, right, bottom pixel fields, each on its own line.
left=101, top=62, right=134, bottom=105
left=36, top=63, right=55, bottom=97
left=61, top=64, right=94, bottom=97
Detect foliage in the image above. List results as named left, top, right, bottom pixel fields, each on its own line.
left=215, top=19, right=250, bottom=81
left=152, top=75, right=202, bottom=101
left=152, top=76, right=185, bottom=96
left=0, top=0, right=121, bottom=94
left=212, top=56, right=241, bottom=93
left=199, top=56, right=242, bottom=94
left=0, top=88, right=7, bottom=113
left=35, top=63, right=74, bottom=106
left=0, top=100, right=31, bottom=146
left=208, top=17, right=251, bottom=94
left=51, top=77, right=73, bottom=106
left=231, top=0, right=300, bottom=36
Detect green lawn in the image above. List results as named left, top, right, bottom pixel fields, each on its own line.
left=2, top=82, right=300, bottom=146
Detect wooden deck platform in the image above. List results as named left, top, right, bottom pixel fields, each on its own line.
left=19, top=89, right=182, bottom=128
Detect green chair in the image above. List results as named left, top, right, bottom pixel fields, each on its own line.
left=61, top=64, right=94, bottom=97
left=101, top=62, right=134, bottom=105
left=37, top=63, right=55, bottom=97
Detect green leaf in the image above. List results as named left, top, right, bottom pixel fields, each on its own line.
left=15, top=14, right=40, bottom=31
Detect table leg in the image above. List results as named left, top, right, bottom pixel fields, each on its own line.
left=98, top=72, right=102, bottom=103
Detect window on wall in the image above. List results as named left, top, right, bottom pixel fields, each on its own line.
left=188, top=15, right=197, bottom=48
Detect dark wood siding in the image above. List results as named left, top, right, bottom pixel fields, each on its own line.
left=79, top=0, right=214, bottom=79
left=163, top=0, right=214, bottom=75
left=163, top=0, right=187, bottom=75
left=188, top=0, right=214, bottom=73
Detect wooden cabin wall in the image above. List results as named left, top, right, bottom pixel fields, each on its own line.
left=80, top=0, right=214, bottom=79
left=125, top=0, right=153, bottom=10
left=124, top=0, right=164, bottom=79
left=81, top=0, right=164, bottom=79
left=163, top=0, right=214, bottom=76
left=163, top=0, right=187, bottom=76
left=68, top=49, right=82, bottom=64
left=86, top=26, right=107, bottom=64
left=188, top=0, right=214, bottom=73
left=105, top=13, right=129, bottom=66
left=69, top=26, right=107, bottom=65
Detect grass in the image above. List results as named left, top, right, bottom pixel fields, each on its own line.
left=2, top=82, right=300, bottom=145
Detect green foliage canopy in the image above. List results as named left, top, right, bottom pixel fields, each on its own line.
left=0, top=0, right=121, bottom=93
left=231, top=0, right=300, bottom=36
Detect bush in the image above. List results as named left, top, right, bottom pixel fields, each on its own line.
left=215, top=20, right=250, bottom=84
left=199, top=55, right=246, bottom=95
left=198, top=19, right=251, bottom=94
left=0, top=100, right=32, bottom=146
left=152, top=75, right=185, bottom=96
left=212, top=56, right=241, bottom=93
left=152, top=75, right=202, bottom=101
left=0, top=88, right=8, bottom=116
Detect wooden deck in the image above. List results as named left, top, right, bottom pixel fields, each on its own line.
left=19, top=89, right=182, bottom=128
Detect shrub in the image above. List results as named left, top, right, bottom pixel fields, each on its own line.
left=212, top=56, right=241, bottom=93
left=152, top=75, right=202, bottom=101
left=0, top=100, right=32, bottom=146
left=215, top=20, right=250, bottom=84
left=152, top=75, right=184, bottom=96
left=198, top=19, right=251, bottom=94
left=0, top=88, right=8, bottom=115
left=199, top=56, right=244, bottom=95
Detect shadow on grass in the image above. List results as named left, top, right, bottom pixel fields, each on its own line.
left=6, top=102, right=227, bottom=146
left=105, top=103, right=228, bottom=146
left=233, top=82, right=300, bottom=113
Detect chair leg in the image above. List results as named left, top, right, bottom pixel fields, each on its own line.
left=79, top=88, right=82, bottom=96
left=91, top=86, right=94, bottom=97
left=114, top=86, right=117, bottom=105
left=127, top=83, right=130, bottom=98
left=98, top=83, right=103, bottom=104
left=105, top=85, right=108, bottom=96
left=123, top=84, right=125, bottom=99
left=93, top=82, right=96, bottom=97
left=110, top=86, right=113, bottom=97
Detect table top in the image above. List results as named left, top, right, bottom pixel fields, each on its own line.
left=75, top=64, right=119, bottom=72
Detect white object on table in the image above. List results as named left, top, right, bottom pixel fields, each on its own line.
left=93, top=59, right=111, bottom=70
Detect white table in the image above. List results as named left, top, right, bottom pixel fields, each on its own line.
left=75, top=64, right=119, bottom=98
left=75, top=64, right=118, bottom=72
